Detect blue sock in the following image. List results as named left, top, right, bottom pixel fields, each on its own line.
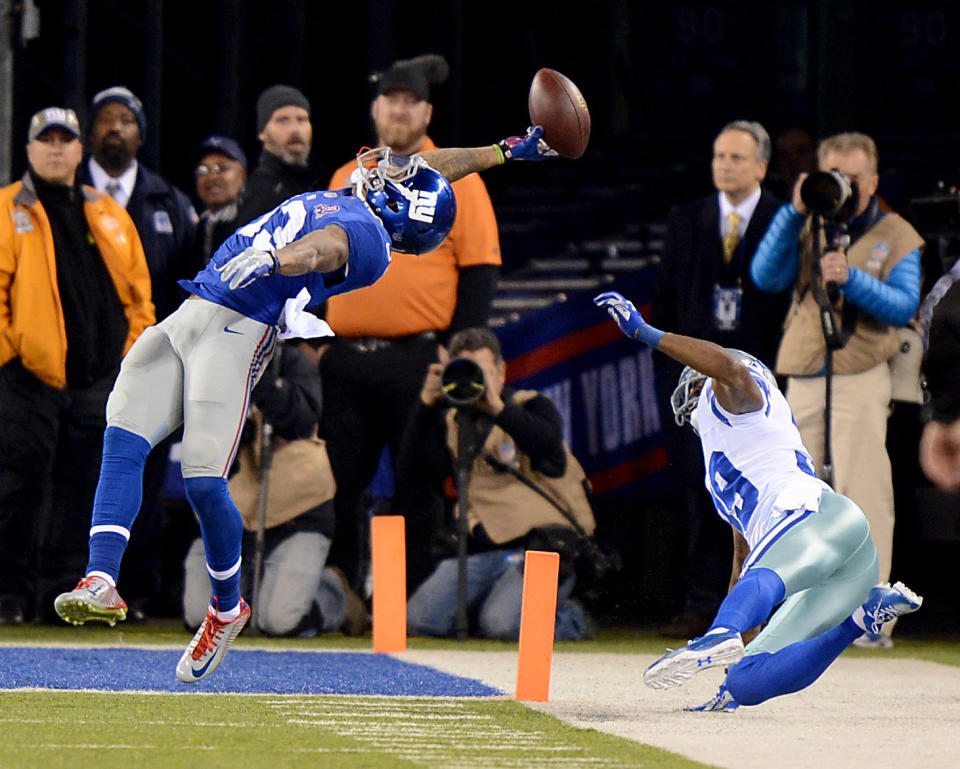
left=711, top=568, right=786, bottom=635
left=86, top=426, right=152, bottom=580
left=726, top=617, right=863, bottom=705
left=184, top=476, right=244, bottom=612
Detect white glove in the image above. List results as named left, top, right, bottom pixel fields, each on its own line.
left=216, top=247, right=280, bottom=290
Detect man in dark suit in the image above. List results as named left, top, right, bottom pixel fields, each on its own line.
left=80, top=86, right=199, bottom=621
left=651, top=120, right=790, bottom=639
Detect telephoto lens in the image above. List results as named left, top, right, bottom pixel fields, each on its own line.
left=440, top=357, right=486, bottom=406
left=800, top=169, right=854, bottom=217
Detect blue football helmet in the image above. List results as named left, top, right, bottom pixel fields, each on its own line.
left=353, top=147, right=457, bottom=255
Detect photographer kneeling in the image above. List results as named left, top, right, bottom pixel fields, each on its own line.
left=399, top=327, right=596, bottom=641
left=182, top=342, right=369, bottom=637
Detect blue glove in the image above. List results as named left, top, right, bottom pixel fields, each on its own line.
left=216, top=247, right=280, bottom=290
left=495, top=126, right=559, bottom=162
left=593, top=291, right=665, bottom=347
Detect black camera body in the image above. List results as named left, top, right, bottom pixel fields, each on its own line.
left=801, top=168, right=858, bottom=220
left=440, top=357, right=486, bottom=406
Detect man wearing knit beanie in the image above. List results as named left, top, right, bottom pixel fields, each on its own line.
left=77, top=84, right=199, bottom=624
left=321, top=54, right=503, bottom=592
left=234, top=84, right=323, bottom=225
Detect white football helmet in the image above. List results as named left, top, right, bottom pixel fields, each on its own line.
left=670, top=366, right=708, bottom=430
left=670, top=350, right=777, bottom=432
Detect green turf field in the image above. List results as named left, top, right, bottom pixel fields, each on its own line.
left=2, top=622, right=957, bottom=769
left=0, top=690, right=720, bottom=769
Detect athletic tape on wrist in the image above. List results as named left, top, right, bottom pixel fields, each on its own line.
left=635, top=324, right=665, bottom=347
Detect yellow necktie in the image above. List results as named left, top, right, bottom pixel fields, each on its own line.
left=723, top=211, right=741, bottom=263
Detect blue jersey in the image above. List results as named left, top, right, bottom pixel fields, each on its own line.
left=695, top=354, right=830, bottom=556
left=179, top=189, right=391, bottom=325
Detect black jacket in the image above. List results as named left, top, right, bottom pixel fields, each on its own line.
left=79, top=160, right=198, bottom=321
left=395, top=386, right=566, bottom=553
left=926, top=280, right=960, bottom=423
left=251, top=342, right=323, bottom=441
left=233, top=150, right=324, bottom=227
left=652, top=188, right=790, bottom=371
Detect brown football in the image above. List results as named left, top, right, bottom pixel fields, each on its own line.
left=527, top=68, right=591, bottom=159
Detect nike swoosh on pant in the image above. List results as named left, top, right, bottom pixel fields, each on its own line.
left=223, top=326, right=243, bottom=335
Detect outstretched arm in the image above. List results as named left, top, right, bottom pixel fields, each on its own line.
left=420, top=146, right=502, bottom=183
left=420, top=126, right=558, bottom=183
left=594, top=291, right=763, bottom=415
left=656, top=334, right=763, bottom=415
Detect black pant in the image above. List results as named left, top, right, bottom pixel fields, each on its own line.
left=0, top=360, right=116, bottom=620
left=670, top=426, right=732, bottom=619
left=319, top=334, right=439, bottom=589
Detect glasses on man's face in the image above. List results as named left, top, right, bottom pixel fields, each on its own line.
left=195, top=162, right=236, bottom=177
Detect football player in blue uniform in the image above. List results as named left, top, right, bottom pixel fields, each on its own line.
left=54, top=128, right=556, bottom=683
left=594, top=290, right=922, bottom=710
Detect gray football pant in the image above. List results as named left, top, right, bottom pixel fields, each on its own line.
left=106, top=299, right=276, bottom=477
left=745, top=490, right=879, bottom=656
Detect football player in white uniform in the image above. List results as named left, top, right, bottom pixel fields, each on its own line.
left=595, top=290, right=922, bottom=710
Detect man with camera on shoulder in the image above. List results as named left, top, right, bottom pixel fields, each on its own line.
left=750, top=132, right=923, bottom=648
left=397, top=327, right=596, bottom=641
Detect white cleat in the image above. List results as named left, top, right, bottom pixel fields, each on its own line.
left=176, top=597, right=250, bottom=683
left=54, top=575, right=128, bottom=627
left=644, top=630, right=744, bottom=690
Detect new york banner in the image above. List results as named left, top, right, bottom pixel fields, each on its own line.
left=496, top=267, right=669, bottom=501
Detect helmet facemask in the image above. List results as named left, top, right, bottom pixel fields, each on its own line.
left=671, top=366, right=708, bottom=432
left=353, top=147, right=456, bottom=255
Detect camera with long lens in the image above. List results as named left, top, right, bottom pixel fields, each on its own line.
left=800, top=169, right=857, bottom=219
left=440, top=357, right=486, bottom=406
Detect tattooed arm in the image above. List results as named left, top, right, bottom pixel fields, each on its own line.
left=419, top=126, right=556, bottom=183
left=418, top=147, right=501, bottom=183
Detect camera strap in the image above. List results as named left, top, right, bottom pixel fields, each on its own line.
left=808, top=215, right=852, bottom=351
left=481, top=452, right=594, bottom=542
left=810, top=279, right=849, bottom=350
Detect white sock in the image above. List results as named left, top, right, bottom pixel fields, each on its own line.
left=850, top=606, right=867, bottom=632
left=704, top=626, right=737, bottom=637
left=87, top=571, right=116, bottom=587
left=213, top=603, right=241, bottom=622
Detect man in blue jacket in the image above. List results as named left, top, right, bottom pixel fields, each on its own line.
left=750, top=132, right=923, bottom=647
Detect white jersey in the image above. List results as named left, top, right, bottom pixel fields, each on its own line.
left=695, top=357, right=830, bottom=562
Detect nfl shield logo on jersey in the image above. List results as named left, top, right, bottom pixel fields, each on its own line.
left=314, top=204, right=340, bottom=219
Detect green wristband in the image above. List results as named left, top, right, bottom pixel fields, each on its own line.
left=492, top=143, right=506, bottom=165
